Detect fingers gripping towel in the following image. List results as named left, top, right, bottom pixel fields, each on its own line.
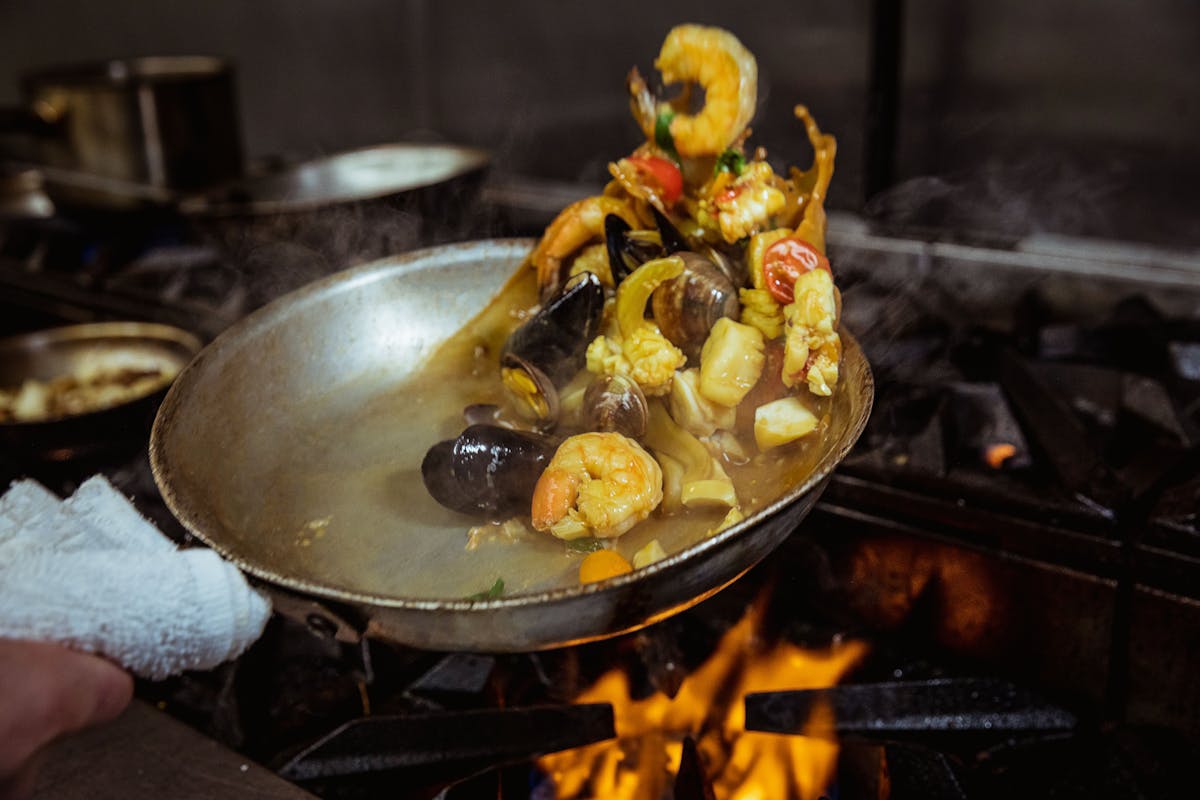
left=0, top=476, right=271, bottom=679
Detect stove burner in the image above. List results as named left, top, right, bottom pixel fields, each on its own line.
left=278, top=704, right=614, bottom=784
left=745, top=678, right=1077, bottom=736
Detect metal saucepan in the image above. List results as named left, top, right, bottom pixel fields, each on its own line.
left=0, top=322, right=202, bottom=466
left=150, top=240, right=872, bottom=651
left=179, top=143, right=490, bottom=218
left=179, top=143, right=491, bottom=302
left=1, top=56, right=243, bottom=209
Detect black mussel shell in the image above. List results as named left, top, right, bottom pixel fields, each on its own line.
left=421, top=439, right=478, bottom=514
left=605, top=214, right=664, bottom=283
left=422, top=424, right=558, bottom=517
left=502, top=271, right=604, bottom=388
left=651, top=205, right=690, bottom=255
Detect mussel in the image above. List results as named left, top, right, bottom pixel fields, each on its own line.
left=603, top=209, right=690, bottom=284
left=501, top=271, right=605, bottom=423
left=583, top=374, right=649, bottom=438
left=650, top=206, right=690, bottom=255
left=604, top=214, right=663, bottom=283
left=421, top=424, right=557, bottom=517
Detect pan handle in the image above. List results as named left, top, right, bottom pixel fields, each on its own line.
left=258, top=583, right=368, bottom=645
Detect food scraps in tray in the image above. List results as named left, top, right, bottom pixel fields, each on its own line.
left=0, top=355, right=180, bottom=424
left=422, top=24, right=842, bottom=583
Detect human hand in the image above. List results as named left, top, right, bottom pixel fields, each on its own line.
left=0, top=640, right=132, bottom=800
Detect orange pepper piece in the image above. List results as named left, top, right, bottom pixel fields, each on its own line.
left=579, top=550, right=634, bottom=584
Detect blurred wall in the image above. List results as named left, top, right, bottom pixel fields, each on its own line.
left=0, top=0, right=1195, bottom=246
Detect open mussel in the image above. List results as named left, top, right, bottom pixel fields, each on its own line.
left=604, top=208, right=692, bottom=284
left=650, top=206, right=689, bottom=255
left=501, top=271, right=604, bottom=423
left=604, top=214, right=663, bottom=283
left=421, top=424, right=557, bottom=517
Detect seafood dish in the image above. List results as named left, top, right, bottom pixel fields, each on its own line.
left=422, top=24, right=843, bottom=585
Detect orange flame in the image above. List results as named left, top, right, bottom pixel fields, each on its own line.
left=984, top=443, right=1017, bottom=469
left=538, top=601, right=868, bottom=799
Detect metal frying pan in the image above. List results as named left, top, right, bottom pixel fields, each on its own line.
left=1, top=322, right=201, bottom=466
left=150, top=240, right=872, bottom=651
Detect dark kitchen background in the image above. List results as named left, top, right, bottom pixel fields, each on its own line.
left=3, top=0, right=1198, bottom=247
left=3, top=1, right=1199, bottom=798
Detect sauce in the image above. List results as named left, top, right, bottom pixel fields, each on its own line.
left=410, top=264, right=834, bottom=563
left=229, top=258, right=838, bottom=601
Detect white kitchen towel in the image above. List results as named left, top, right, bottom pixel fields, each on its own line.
left=0, top=476, right=271, bottom=679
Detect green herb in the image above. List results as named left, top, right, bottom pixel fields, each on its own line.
left=565, top=537, right=605, bottom=554
left=466, top=577, right=505, bottom=601
left=715, top=148, right=747, bottom=176
left=654, top=110, right=679, bottom=161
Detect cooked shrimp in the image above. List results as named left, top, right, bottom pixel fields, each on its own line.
left=530, top=196, right=641, bottom=298
left=531, top=432, right=663, bottom=539
left=652, top=24, right=758, bottom=157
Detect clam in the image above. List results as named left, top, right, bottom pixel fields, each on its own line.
left=583, top=374, right=649, bottom=438
left=651, top=252, right=741, bottom=361
left=501, top=271, right=604, bottom=423
left=421, top=424, right=557, bottom=517
left=697, top=241, right=747, bottom=287
left=606, top=211, right=741, bottom=361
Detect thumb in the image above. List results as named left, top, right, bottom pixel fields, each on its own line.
left=0, top=641, right=133, bottom=776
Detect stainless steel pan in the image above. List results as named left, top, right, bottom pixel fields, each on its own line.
left=150, top=239, right=872, bottom=651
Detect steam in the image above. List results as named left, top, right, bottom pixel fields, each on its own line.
left=864, top=151, right=1126, bottom=242
left=204, top=176, right=489, bottom=310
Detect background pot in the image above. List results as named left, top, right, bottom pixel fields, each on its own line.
left=4, top=56, right=243, bottom=209
left=179, top=143, right=491, bottom=304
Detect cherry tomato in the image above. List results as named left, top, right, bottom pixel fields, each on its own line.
left=627, top=155, right=683, bottom=206
left=762, top=237, right=831, bottom=305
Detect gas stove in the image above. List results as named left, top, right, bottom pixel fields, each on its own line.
left=2, top=200, right=1198, bottom=798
